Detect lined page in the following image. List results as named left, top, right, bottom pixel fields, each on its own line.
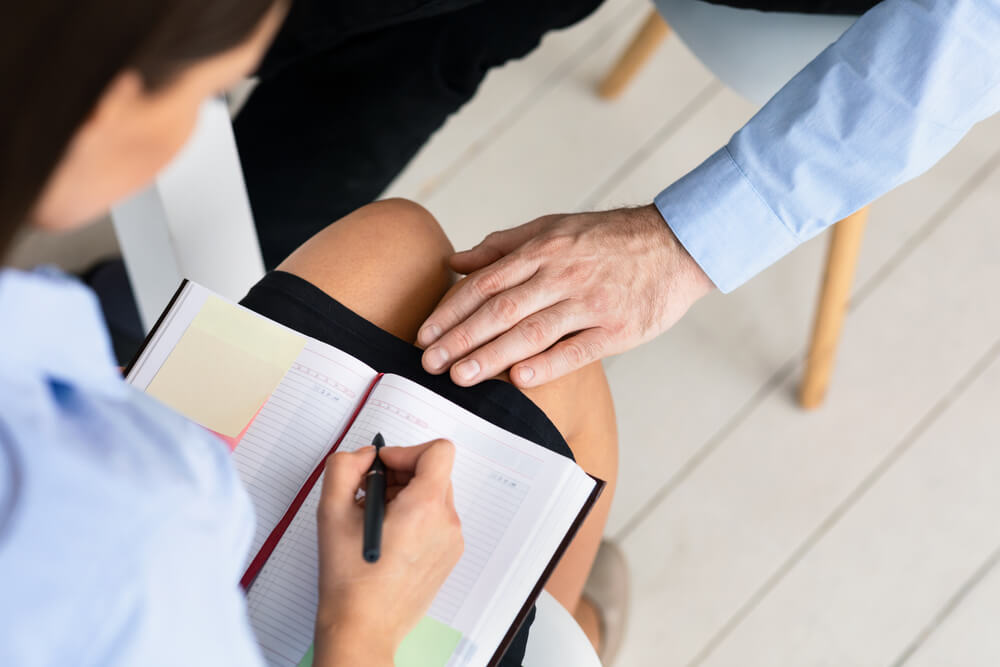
left=246, top=374, right=593, bottom=667
left=231, top=340, right=375, bottom=558
left=125, top=281, right=377, bottom=559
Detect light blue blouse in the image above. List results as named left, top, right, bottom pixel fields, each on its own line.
left=0, top=268, right=264, bottom=666
left=656, top=0, right=1000, bottom=293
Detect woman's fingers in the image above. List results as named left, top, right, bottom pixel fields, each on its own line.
left=320, top=447, right=376, bottom=514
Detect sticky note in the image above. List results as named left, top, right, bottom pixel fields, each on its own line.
left=209, top=404, right=264, bottom=451
left=146, top=296, right=305, bottom=437
left=395, top=617, right=463, bottom=667
left=293, top=618, right=460, bottom=667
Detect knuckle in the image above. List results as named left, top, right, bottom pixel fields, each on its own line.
left=478, top=346, right=505, bottom=371
left=487, top=294, right=520, bottom=323
left=563, top=338, right=602, bottom=368
left=472, top=271, right=506, bottom=299
left=562, top=341, right=588, bottom=367
left=518, top=316, right=550, bottom=348
left=557, top=262, right=590, bottom=284
left=534, top=235, right=570, bottom=257
left=448, top=326, right=476, bottom=353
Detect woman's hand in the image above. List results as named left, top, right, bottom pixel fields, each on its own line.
left=312, top=439, right=464, bottom=666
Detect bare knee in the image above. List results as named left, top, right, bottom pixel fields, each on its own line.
left=277, top=198, right=456, bottom=341
left=346, top=198, right=454, bottom=259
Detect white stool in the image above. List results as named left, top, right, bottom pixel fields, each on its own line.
left=524, top=591, right=602, bottom=667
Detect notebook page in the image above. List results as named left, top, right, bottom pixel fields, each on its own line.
left=245, top=373, right=591, bottom=667
left=468, top=468, right=597, bottom=663
left=125, top=281, right=377, bottom=559
left=230, top=340, right=375, bottom=558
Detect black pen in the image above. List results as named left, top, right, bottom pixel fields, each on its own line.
left=362, top=432, right=386, bottom=563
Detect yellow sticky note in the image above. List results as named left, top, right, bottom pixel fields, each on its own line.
left=146, top=296, right=305, bottom=437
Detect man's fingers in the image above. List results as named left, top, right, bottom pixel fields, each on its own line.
left=321, top=446, right=376, bottom=511
left=418, top=254, right=537, bottom=356
left=449, top=217, right=558, bottom=275
left=511, top=328, right=610, bottom=388
left=448, top=301, right=584, bottom=386
left=425, top=280, right=562, bottom=382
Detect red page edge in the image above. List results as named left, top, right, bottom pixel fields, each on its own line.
left=240, top=372, right=385, bottom=591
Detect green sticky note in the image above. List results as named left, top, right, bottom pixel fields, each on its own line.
left=293, top=618, right=460, bottom=667
left=395, top=617, right=463, bottom=667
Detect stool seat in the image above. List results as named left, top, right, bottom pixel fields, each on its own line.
left=653, top=0, right=855, bottom=106
left=523, top=591, right=602, bottom=667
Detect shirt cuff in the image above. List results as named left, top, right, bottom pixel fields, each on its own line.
left=654, top=147, right=801, bottom=294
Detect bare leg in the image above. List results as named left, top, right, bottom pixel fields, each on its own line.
left=278, top=198, right=618, bottom=646
left=520, top=361, right=617, bottom=651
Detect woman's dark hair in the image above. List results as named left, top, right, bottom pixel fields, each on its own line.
left=0, top=0, right=278, bottom=256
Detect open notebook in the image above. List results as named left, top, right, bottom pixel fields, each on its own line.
left=125, top=281, right=604, bottom=667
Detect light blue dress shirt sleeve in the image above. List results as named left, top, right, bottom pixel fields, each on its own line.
left=655, top=0, right=1000, bottom=293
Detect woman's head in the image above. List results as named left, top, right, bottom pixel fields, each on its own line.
left=0, top=1, right=286, bottom=254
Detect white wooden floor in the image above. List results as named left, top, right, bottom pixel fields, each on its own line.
left=9, top=1, right=1000, bottom=664
left=382, top=0, right=1000, bottom=664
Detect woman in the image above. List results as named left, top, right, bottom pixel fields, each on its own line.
left=0, top=1, right=619, bottom=665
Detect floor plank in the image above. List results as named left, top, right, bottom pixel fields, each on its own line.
left=393, top=31, right=715, bottom=252
left=901, top=548, right=1000, bottom=667
left=700, top=342, right=1000, bottom=666
left=614, top=145, right=1000, bottom=666
left=384, top=0, right=647, bottom=203
left=602, top=112, right=1000, bottom=536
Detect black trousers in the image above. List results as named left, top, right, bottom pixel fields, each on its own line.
left=235, top=0, right=605, bottom=268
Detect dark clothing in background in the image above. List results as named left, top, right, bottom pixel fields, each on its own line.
left=235, top=0, right=605, bottom=268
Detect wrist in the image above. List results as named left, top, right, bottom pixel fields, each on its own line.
left=639, top=203, right=715, bottom=299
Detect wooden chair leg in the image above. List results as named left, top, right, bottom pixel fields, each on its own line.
left=597, top=10, right=670, bottom=100
left=799, top=206, right=869, bottom=409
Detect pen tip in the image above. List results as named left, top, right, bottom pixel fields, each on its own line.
left=372, top=432, right=385, bottom=450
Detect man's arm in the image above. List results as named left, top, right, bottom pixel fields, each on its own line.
left=660, top=0, right=1000, bottom=292
left=418, top=0, right=1000, bottom=387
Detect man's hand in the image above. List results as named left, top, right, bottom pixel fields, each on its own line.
left=313, top=440, right=463, bottom=666
left=417, top=205, right=715, bottom=387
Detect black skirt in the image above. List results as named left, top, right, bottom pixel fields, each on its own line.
left=240, top=270, right=575, bottom=667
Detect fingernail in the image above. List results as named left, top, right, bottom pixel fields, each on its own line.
left=425, top=346, right=449, bottom=371
left=419, top=324, right=442, bottom=346
left=516, top=366, right=534, bottom=384
left=455, top=359, right=480, bottom=382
